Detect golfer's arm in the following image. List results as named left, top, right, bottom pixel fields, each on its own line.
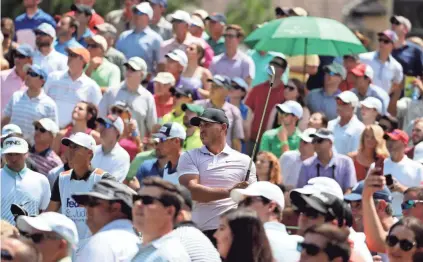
left=362, top=194, right=387, bottom=253
left=179, top=174, right=230, bottom=202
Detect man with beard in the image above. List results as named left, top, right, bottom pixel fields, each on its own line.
left=135, top=138, right=169, bottom=185
left=405, top=118, right=423, bottom=158
left=54, top=15, right=83, bottom=55
left=32, top=23, right=68, bottom=75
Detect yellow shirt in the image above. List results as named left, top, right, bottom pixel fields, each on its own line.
left=162, top=110, right=185, bottom=126
left=286, top=55, right=320, bottom=83
left=184, top=128, right=202, bottom=151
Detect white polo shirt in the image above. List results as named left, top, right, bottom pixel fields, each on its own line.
left=279, top=151, right=316, bottom=187
left=44, top=71, right=102, bottom=128
left=33, top=49, right=68, bottom=75
left=264, top=222, right=302, bottom=262
left=383, top=156, right=423, bottom=216
left=91, top=144, right=130, bottom=183
left=177, top=144, right=257, bottom=231
left=328, top=115, right=365, bottom=155
left=74, top=219, right=140, bottom=262
left=1, top=165, right=51, bottom=224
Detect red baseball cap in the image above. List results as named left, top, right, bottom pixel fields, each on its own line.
left=384, top=129, right=409, bottom=144
left=351, top=64, right=373, bottom=81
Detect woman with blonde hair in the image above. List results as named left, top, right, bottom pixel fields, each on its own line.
left=255, top=151, right=282, bottom=184
left=348, top=124, right=389, bottom=181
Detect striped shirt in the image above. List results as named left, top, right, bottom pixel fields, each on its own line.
left=44, top=71, right=102, bottom=128
left=171, top=222, right=221, bottom=262
left=131, top=233, right=190, bottom=262
left=3, top=90, right=58, bottom=145
left=1, top=165, right=51, bottom=225
left=28, top=147, right=63, bottom=176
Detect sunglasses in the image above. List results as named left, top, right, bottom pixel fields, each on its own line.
left=269, top=61, right=284, bottom=68
left=326, top=71, right=340, bottom=77
left=386, top=235, right=416, bottom=251
left=378, top=38, right=391, bottom=44
left=240, top=196, right=270, bottom=207
left=336, top=99, right=349, bottom=106
left=223, top=34, right=238, bottom=39
left=286, top=85, right=296, bottom=91
left=379, top=124, right=389, bottom=132
left=15, top=53, right=28, bottom=59
left=111, top=108, right=124, bottom=115
left=87, top=43, right=100, bottom=49
left=34, top=31, right=49, bottom=37
left=401, top=200, right=423, bottom=210
left=297, top=208, right=324, bottom=219
left=312, top=137, right=326, bottom=144
left=1, top=249, right=13, bottom=261
left=279, top=111, right=294, bottom=117
left=297, top=242, right=322, bottom=256
left=85, top=197, right=101, bottom=207
left=68, top=142, right=83, bottom=150
left=133, top=194, right=168, bottom=206
left=27, top=71, right=43, bottom=79
left=34, top=125, right=47, bottom=133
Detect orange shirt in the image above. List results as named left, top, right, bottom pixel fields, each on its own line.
left=154, top=95, right=174, bottom=119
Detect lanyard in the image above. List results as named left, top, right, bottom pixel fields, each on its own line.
left=316, top=163, right=336, bottom=179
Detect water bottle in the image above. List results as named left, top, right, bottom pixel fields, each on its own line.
left=412, top=85, right=421, bottom=101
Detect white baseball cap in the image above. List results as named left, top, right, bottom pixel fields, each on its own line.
left=1, top=137, right=29, bottom=155
left=1, top=124, right=22, bottom=138
left=86, top=35, right=108, bottom=52
left=360, top=97, right=383, bottom=114
left=17, top=212, right=79, bottom=249
left=171, top=10, right=191, bottom=24
left=276, top=100, right=303, bottom=119
left=290, top=177, right=344, bottom=200
left=153, top=122, right=186, bottom=140
left=191, top=15, right=204, bottom=29
left=231, top=181, right=285, bottom=210
left=300, top=128, right=317, bottom=143
left=337, top=91, right=359, bottom=108
left=34, top=118, right=59, bottom=136
left=124, top=57, right=148, bottom=73
left=132, top=2, right=153, bottom=20
left=165, top=49, right=188, bottom=70
left=61, top=132, right=96, bottom=151
left=153, top=72, right=176, bottom=86
left=413, top=142, right=423, bottom=164
left=97, top=115, right=124, bottom=136
left=34, top=23, right=56, bottom=38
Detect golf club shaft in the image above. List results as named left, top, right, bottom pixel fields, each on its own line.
left=245, top=79, right=274, bottom=181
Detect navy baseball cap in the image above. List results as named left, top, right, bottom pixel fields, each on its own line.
left=206, top=13, right=227, bottom=24
left=344, top=181, right=392, bottom=203
left=23, top=64, right=48, bottom=81
left=207, top=75, right=232, bottom=89
left=15, top=44, right=34, bottom=57
left=170, top=85, right=196, bottom=99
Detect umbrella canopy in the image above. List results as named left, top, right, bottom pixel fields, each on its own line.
left=245, top=16, right=367, bottom=56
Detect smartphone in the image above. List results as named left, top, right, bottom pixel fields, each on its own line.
left=374, top=158, right=384, bottom=175
left=385, top=174, right=394, bottom=186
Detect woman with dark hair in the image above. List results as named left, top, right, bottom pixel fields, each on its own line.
left=52, top=101, right=100, bottom=160
left=385, top=217, right=423, bottom=262
left=267, top=79, right=310, bottom=131
left=308, top=112, right=329, bottom=129
left=214, top=208, right=274, bottom=262
left=255, top=151, right=282, bottom=184
left=299, top=224, right=351, bottom=262
left=181, top=43, right=212, bottom=98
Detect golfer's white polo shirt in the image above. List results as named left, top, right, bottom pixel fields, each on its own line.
left=91, top=144, right=130, bottom=183
left=75, top=219, right=140, bottom=262
left=1, top=165, right=51, bottom=224
left=177, top=144, right=257, bottom=231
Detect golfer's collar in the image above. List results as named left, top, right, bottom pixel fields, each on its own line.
left=4, top=164, right=28, bottom=179
left=70, top=167, right=94, bottom=181
left=200, top=144, right=232, bottom=156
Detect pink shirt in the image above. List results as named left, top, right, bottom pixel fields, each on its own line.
left=1, top=68, right=26, bottom=112
left=159, top=33, right=214, bottom=68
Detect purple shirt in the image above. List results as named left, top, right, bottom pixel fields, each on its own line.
left=1, top=69, right=26, bottom=112
left=296, top=153, right=357, bottom=192
left=209, top=50, right=255, bottom=80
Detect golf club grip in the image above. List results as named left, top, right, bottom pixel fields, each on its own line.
left=245, top=80, right=274, bottom=181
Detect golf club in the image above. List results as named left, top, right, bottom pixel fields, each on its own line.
left=245, top=65, right=276, bottom=181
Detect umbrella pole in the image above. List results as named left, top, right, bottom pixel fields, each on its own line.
left=303, top=38, right=308, bottom=83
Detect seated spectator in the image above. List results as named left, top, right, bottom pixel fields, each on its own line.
left=338, top=54, right=360, bottom=92
left=350, top=63, right=389, bottom=117
left=205, top=13, right=226, bottom=55
left=181, top=103, right=204, bottom=151
left=280, top=128, right=316, bottom=188
left=182, top=42, right=212, bottom=98
left=85, top=35, right=120, bottom=93
left=209, top=24, right=255, bottom=86
left=66, top=0, right=104, bottom=34
left=260, top=101, right=303, bottom=158
left=162, top=85, right=195, bottom=126
left=348, top=125, right=389, bottom=182
left=267, top=79, right=310, bottom=131
left=44, top=47, right=102, bottom=129
left=255, top=151, right=282, bottom=184
left=52, top=102, right=100, bottom=160
left=214, top=208, right=273, bottom=262
left=360, top=97, right=383, bottom=126
left=2, top=64, right=58, bottom=145
left=92, top=115, right=130, bottom=182
left=153, top=72, right=175, bottom=119
left=377, top=114, right=399, bottom=133
left=1, top=18, right=19, bottom=68
left=1, top=44, right=33, bottom=112
left=99, top=56, right=157, bottom=138
left=33, top=23, right=68, bottom=75
left=29, top=118, right=63, bottom=176
left=406, top=118, right=423, bottom=158
left=149, top=0, right=173, bottom=40
left=72, top=4, right=94, bottom=47
left=308, top=112, right=328, bottom=129
left=54, top=15, right=83, bottom=55
left=328, top=91, right=365, bottom=155
left=306, top=62, right=346, bottom=120
left=296, top=129, right=357, bottom=193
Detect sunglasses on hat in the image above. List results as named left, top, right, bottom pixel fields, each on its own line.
left=386, top=235, right=416, bottom=251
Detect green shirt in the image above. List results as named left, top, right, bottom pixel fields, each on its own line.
left=259, top=127, right=301, bottom=158
left=183, top=128, right=202, bottom=151
left=162, top=110, right=185, bottom=126
left=87, top=58, right=121, bottom=89
left=206, top=36, right=225, bottom=56
left=126, top=150, right=156, bottom=180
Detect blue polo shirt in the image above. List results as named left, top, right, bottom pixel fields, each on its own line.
left=135, top=158, right=163, bottom=184
left=116, top=27, right=163, bottom=73
left=54, top=38, right=83, bottom=55
left=306, top=88, right=341, bottom=120
left=392, top=41, right=423, bottom=77
left=77, top=28, right=93, bottom=47
left=14, top=9, right=56, bottom=40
